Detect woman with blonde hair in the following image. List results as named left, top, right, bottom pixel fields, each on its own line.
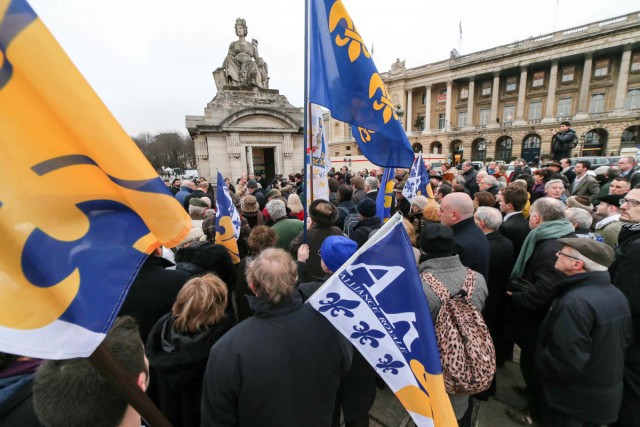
left=287, top=193, right=305, bottom=221
left=146, top=274, right=235, bottom=427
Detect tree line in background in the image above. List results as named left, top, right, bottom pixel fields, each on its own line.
left=132, top=131, right=195, bottom=173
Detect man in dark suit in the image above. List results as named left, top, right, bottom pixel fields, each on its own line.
left=561, top=158, right=576, bottom=186
left=364, top=176, right=379, bottom=201
left=475, top=206, right=515, bottom=370
left=440, top=192, right=489, bottom=282
left=498, top=185, right=530, bottom=257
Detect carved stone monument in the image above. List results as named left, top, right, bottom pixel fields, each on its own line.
left=187, top=18, right=303, bottom=182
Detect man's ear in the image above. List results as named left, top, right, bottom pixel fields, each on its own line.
left=137, top=372, right=147, bottom=392
left=249, top=282, right=257, bottom=295
left=154, top=246, right=163, bottom=256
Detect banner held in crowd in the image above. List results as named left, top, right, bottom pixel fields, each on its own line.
left=308, top=0, right=415, bottom=168
left=307, top=103, right=331, bottom=206
left=403, top=152, right=434, bottom=203
left=215, top=170, right=241, bottom=264
left=0, top=0, right=191, bottom=360
left=307, top=213, right=457, bottom=426
left=376, top=168, right=394, bottom=223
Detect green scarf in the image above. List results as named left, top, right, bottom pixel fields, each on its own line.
left=511, top=220, right=574, bottom=278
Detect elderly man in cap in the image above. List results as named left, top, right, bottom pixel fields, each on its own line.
left=392, top=181, right=411, bottom=216
left=611, top=188, right=640, bottom=426
left=594, top=194, right=623, bottom=248
left=535, top=238, right=631, bottom=427
left=349, top=198, right=382, bottom=248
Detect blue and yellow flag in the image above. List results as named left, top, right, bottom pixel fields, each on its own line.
left=0, top=0, right=191, bottom=359
left=376, top=168, right=394, bottom=223
left=403, top=153, right=435, bottom=203
left=309, top=0, right=415, bottom=168
left=308, top=214, right=457, bottom=426
left=215, top=171, right=241, bottom=264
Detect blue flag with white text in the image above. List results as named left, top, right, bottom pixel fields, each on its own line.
left=309, top=0, right=415, bottom=168
left=403, top=153, right=433, bottom=203
left=307, top=214, right=456, bottom=426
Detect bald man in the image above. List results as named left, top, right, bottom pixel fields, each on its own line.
left=440, top=192, right=489, bottom=281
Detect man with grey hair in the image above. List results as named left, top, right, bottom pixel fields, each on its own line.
left=266, top=199, right=303, bottom=250
left=534, top=238, right=631, bottom=426
left=175, top=179, right=195, bottom=205
left=479, top=175, right=499, bottom=196
left=201, top=248, right=352, bottom=426
left=364, top=176, right=379, bottom=201
left=618, top=156, right=640, bottom=188
left=507, top=197, right=575, bottom=425
left=565, top=207, right=597, bottom=239
left=440, top=192, right=489, bottom=281
left=474, top=207, right=514, bottom=369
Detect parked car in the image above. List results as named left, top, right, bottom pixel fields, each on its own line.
left=568, top=156, right=612, bottom=171
left=472, top=161, right=484, bottom=171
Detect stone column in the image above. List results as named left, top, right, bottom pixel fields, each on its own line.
left=515, top=66, right=528, bottom=124
left=246, top=145, right=254, bottom=175
left=614, top=46, right=632, bottom=113
left=467, top=79, right=475, bottom=128
left=274, top=145, right=281, bottom=175
left=406, top=89, right=413, bottom=132
left=543, top=60, right=559, bottom=122
left=445, top=80, right=453, bottom=131
left=422, top=84, right=432, bottom=134
left=489, top=72, right=500, bottom=127
left=575, top=53, right=593, bottom=119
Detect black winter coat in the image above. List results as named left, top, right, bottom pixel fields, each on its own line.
left=499, top=212, right=530, bottom=257
left=611, top=225, right=640, bottom=348
left=510, top=233, right=575, bottom=352
left=462, top=169, right=479, bottom=198
left=119, top=256, right=190, bottom=342
left=451, top=217, right=490, bottom=282
left=290, top=224, right=342, bottom=282
left=535, top=272, right=631, bottom=424
left=551, top=128, right=577, bottom=160
left=200, top=293, right=352, bottom=427
left=483, top=231, right=514, bottom=323
left=351, top=217, right=382, bottom=248
left=146, top=313, right=236, bottom=427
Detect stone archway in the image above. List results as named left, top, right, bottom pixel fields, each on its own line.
left=495, top=135, right=513, bottom=161
left=522, top=133, right=541, bottom=164
left=430, top=141, right=442, bottom=154
left=412, top=142, right=423, bottom=153
left=471, top=138, right=487, bottom=161
left=450, top=139, right=464, bottom=165
left=621, top=126, right=640, bottom=152
left=583, top=128, right=608, bottom=156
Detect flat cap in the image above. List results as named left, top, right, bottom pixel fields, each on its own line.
left=558, top=237, right=615, bottom=268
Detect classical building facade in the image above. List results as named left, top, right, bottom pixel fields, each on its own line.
left=186, top=18, right=304, bottom=182
left=329, top=11, right=640, bottom=166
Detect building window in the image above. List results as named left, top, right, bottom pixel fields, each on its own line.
left=458, top=111, right=467, bottom=127
left=632, top=53, right=640, bottom=72
left=412, top=143, right=423, bottom=153
left=505, top=77, right=517, bottom=92
left=626, top=89, right=640, bottom=110
left=528, top=101, right=542, bottom=120
left=438, top=113, right=447, bottom=130
left=503, top=105, right=515, bottom=123
left=479, top=108, right=490, bottom=125
left=594, top=59, right=609, bottom=77
left=532, top=71, right=545, bottom=87
left=496, top=136, right=513, bottom=161
left=437, top=88, right=447, bottom=103
left=335, top=151, right=340, bottom=156
left=561, top=66, right=575, bottom=83
left=460, top=87, right=469, bottom=100
left=346, top=145, right=351, bottom=151
left=557, top=97, right=572, bottom=118
left=347, top=127, right=353, bottom=140
left=481, top=81, right=491, bottom=96
left=590, top=93, right=606, bottom=114
left=421, top=93, right=426, bottom=104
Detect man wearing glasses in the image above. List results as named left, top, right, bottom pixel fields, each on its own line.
left=535, top=238, right=631, bottom=427
left=618, top=157, right=640, bottom=189
left=611, top=188, right=640, bottom=426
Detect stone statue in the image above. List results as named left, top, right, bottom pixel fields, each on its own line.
left=390, top=58, right=406, bottom=74
left=218, top=18, right=269, bottom=89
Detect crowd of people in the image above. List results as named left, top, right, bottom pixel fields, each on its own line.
left=2, top=157, right=640, bottom=427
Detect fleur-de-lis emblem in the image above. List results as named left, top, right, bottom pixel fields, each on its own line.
left=357, top=127, right=375, bottom=143
left=351, top=321, right=385, bottom=348
left=376, top=354, right=405, bottom=375
left=328, top=0, right=371, bottom=63
left=318, top=292, right=361, bottom=318
left=369, top=73, right=397, bottom=124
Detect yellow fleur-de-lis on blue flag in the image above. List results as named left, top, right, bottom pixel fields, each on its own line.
left=215, top=171, right=241, bottom=264
left=0, top=0, right=191, bottom=359
left=309, top=0, right=415, bottom=168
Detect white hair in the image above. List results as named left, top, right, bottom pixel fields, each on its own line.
left=544, top=179, right=564, bottom=190
left=482, top=176, right=498, bottom=186
left=565, top=207, right=593, bottom=230
left=475, top=206, right=503, bottom=231
left=365, top=176, right=379, bottom=191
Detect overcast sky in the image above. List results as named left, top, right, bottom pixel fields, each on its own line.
left=28, top=0, right=639, bottom=136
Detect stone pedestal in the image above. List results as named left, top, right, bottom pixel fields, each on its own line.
left=186, top=87, right=303, bottom=182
